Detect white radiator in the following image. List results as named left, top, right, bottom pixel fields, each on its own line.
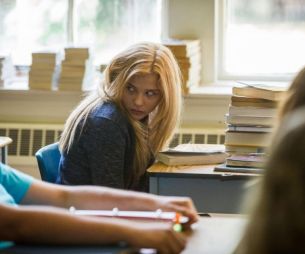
left=169, top=128, right=225, bottom=147
left=0, top=123, right=225, bottom=166
left=0, top=123, right=63, bottom=166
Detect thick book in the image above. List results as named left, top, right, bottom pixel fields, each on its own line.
left=157, top=144, right=228, bottom=166
left=226, top=154, right=266, bottom=168
left=163, top=144, right=226, bottom=154
left=231, top=96, right=278, bottom=108
left=228, top=105, right=277, bottom=117
left=225, top=114, right=275, bottom=127
left=227, top=125, right=273, bottom=133
left=225, top=145, right=267, bottom=154
left=214, top=164, right=263, bottom=174
left=225, top=131, right=272, bottom=147
left=163, top=39, right=200, bottom=57
left=232, top=84, right=286, bottom=101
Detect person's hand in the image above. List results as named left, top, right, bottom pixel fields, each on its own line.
left=128, top=222, right=187, bottom=254
left=153, top=196, right=199, bottom=226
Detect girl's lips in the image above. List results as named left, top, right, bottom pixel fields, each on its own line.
left=131, top=109, right=144, bottom=115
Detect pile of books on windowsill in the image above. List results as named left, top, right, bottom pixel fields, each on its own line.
left=215, top=82, right=287, bottom=174
left=0, top=55, right=15, bottom=87
left=58, top=47, right=94, bottom=91
left=163, top=39, right=201, bottom=96
left=28, top=51, right=60, bottom=90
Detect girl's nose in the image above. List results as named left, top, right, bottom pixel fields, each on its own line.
left=134, top=94, right=144, bottom=106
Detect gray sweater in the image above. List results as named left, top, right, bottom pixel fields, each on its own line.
left=58, top=101, right=148, bottom=192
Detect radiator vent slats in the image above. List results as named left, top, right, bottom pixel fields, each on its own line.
left=0, top=125, right=225, bottom=158
left=20, top=129, right=31, bottom=156
left=8, top=129, right=18, bottom=156
left=169, top=132, right=225, bottom=148
left=32, top=130, right=43, bottom=156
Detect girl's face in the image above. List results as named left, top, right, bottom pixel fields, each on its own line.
left=122, top=73, right=162, bottom=121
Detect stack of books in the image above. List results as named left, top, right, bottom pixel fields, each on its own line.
left=29, top=51, right=59, bottom=90
left=215, top=83, right=287, bottom=174
left=0, top=55, right=15, bottom=87
left=163, top=39, right=201, bottom=95
left=156, top=143, right=228, bottom=166
left=58, top=47, right=93, bottom=91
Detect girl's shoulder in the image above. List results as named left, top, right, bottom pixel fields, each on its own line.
left=90, top=101, right=129, bottom=126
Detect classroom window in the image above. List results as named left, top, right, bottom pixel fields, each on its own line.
left=219, top=0, right=305, bottom=81
left=0, top=0, right=68, bottom=65
left=0, top=0, right=162, bottom=66
left=75, top=0, right=162, bottom=64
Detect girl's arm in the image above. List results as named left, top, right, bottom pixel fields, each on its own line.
left=84, top=118, right=130, bottom=188
left=21, top=180, right=199, bottom=224
left=0, top=204, right=186, bottom=253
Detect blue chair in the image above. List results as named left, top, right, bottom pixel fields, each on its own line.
left=35, top=142, right=61, bottom=183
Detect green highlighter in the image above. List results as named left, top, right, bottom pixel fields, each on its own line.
left=173, top=212, right=183, bottom=232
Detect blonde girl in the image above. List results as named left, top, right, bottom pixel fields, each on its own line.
left=58, top=42, right=182, bottom=191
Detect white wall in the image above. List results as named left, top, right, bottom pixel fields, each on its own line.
left=166, top=0, right=217, bottom=84
left=0, top=89, right=229, bottom=128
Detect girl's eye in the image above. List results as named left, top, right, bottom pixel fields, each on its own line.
left=127, top=85, right=135, bottom=92
left=146, top=91, right=159, bottom=97
left=146, top=91, right=155, bottom=97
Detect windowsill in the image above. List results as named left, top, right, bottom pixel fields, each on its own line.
left=1, top=80, right=233, bottom=96
left=188, top=83, right=232, bottom=98
left=187, top=79, right=289, bottom=98
left=0, top=76, right=94, bottom=93
left=0, top=79, right=289, bottom=99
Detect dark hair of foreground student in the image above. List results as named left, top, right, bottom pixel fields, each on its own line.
left=235, top=107, right=305, bottom=254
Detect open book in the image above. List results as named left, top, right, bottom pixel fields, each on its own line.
left=157, top=144, right=228, bottom=166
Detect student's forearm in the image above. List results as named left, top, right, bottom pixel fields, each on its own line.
left=63, top=186, right=159, bottom=210
left=23, top=183, right=198, bottom=224
left=22, top=181, right=157, bottom=211
left=4, top=205, right=136, bottom=245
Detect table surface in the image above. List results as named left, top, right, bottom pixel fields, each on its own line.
left=182, top=214, right=246, bottom=253
left=1, top=215, right=247, bottom=254
left=148, top=162, right=259, bottom=178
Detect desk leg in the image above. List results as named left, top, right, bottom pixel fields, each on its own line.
left=1, top=146, right=7, bottom=164
left=149, top=176, right=249, bottom=213
left=149, top=176, right=159, bottom=194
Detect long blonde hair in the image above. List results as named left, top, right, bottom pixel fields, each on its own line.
left=235, top=107, right=305, bottom=254
left=59, top=42, right=182, bottom=187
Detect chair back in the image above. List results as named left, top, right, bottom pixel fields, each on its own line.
left=35, top=142, right=61, bottom=183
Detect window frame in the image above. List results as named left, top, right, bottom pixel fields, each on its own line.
left=217, top=0, right=293, bottom=82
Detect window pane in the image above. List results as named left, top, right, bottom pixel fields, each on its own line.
left=224, top=0, right=305, bottom=77
left=0, top=0, right=67, bottom=65
left=75, top=0, right=162, bottom=65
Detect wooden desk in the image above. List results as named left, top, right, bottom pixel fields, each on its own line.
left=183, top=215, right=246, bottom=253
left=148, top=163, right=259, bottom=213
left=0, top=136, right=12, bottom=164
left=0, top=215, right=246, bottom=254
